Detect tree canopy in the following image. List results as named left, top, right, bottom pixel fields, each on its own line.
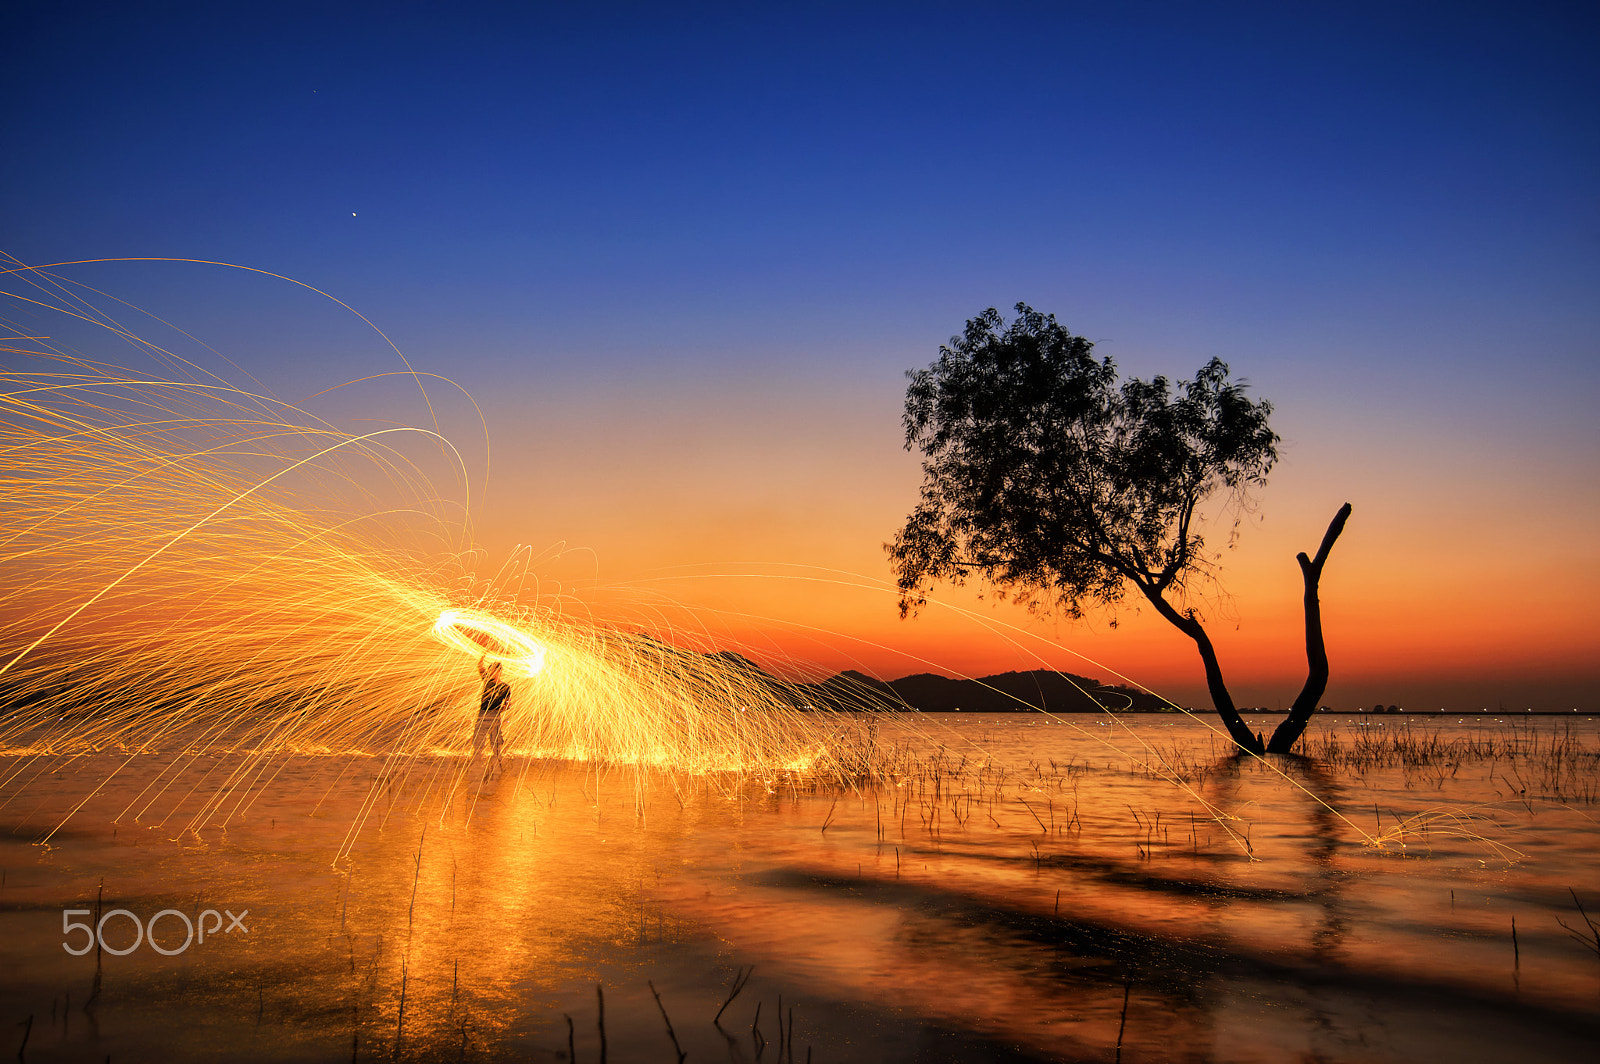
left=889, top=304, right=1349, bottom=755
left=889, top=303, right=1279, bottom=623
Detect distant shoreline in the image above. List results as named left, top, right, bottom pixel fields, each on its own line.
left=786, top=667, right=1592, bottom=715
left=863, top=707, right=1595, bottom=716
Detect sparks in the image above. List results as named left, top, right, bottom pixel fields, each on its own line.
left=0, top=257, right=888, bottom=846
left=432, top=608, right=547, bottom=676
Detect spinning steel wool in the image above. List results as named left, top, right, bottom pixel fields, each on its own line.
left=0, top=259, right=839, bottom=837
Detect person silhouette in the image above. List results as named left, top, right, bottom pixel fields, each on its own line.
left=473, top=655, right=511, bottom=778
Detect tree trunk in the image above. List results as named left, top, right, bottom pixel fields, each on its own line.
left=1267, top=504, right=1353, bottom=754
left=1140, top=587, right=1264, bottom=755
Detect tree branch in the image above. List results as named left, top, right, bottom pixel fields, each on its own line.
left=1132, top=581, right=1262, bottom=754
left=1268, top=503, right=1353, bottom=753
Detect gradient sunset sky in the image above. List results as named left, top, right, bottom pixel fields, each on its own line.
left=3, top=2, right=1596, bottom=710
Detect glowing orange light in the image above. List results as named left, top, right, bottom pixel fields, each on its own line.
left=432, top=608, right=547, bottom=677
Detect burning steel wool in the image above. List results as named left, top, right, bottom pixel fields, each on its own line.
left=0, top=259, right=846, bottom=840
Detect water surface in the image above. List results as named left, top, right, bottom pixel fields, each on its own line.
left=2, top=713, right=1596, bottom=1062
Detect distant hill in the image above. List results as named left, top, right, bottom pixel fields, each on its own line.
left=646, top=640, right=1175, bottom=713
left=791, top=668, right=1175, bottom=713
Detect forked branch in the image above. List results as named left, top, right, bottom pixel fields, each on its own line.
left=1267, top=503, right=1353, bottom=753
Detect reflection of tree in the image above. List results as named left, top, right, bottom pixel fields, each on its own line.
left=1230, top=752, right=1381, bottom=1056
left=1198, top=751, right=1350, bottom=958
left=1279, top=754, right=1351, bottom=963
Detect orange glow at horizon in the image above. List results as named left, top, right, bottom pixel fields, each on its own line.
left=464, top=406, right=1599, bottom=711
left=6, top=257, right=1593, bottom=716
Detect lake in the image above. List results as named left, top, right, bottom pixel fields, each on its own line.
left=2, top=712, right=1597, bottom=1062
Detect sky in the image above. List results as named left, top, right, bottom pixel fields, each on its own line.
left=3, top=1, right=1597, bottom=710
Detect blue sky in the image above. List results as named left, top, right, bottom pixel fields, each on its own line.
left=8, top=2, right=1593, bottom=355
left=4, top=1, right=1597, bottom=705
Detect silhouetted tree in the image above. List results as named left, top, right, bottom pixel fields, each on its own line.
left=888, top=304, right=1351, bottom=755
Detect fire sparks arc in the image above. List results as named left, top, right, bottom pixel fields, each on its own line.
left=432, top=609, right=547, bottom=677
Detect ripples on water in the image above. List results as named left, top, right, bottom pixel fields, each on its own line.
left=2, top=714, right=1597, bottom=1062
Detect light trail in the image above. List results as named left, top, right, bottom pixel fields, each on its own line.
left=0, top=257, right=871, bottom=842
left=0, top=256, right=1397, bottom=868
left=431, top=608, right=547, bottom=676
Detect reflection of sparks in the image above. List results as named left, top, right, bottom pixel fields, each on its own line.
left=432, top=608, right=546, bottom=676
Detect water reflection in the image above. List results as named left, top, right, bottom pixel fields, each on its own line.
left=1, top=716, right=1597, bottom=1062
